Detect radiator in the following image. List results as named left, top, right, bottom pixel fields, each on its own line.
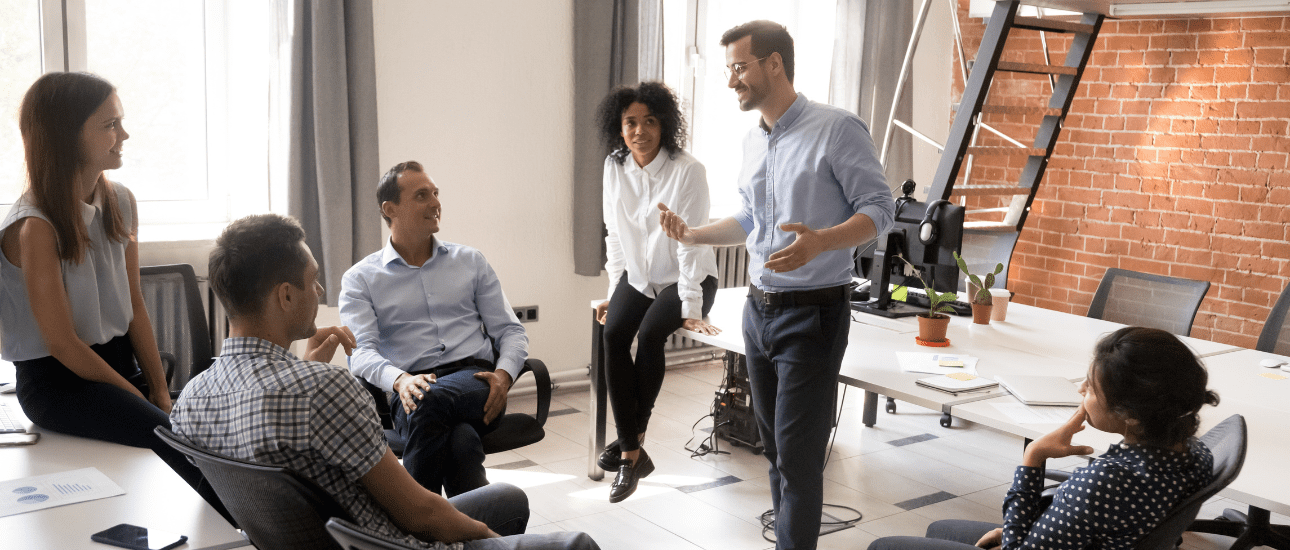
left=664, top=245, right=749, bottom=366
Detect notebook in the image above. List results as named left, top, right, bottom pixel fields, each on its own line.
left=916, top=372, right=999, bottom=396
left=995, top=374, right=1082, bottom=406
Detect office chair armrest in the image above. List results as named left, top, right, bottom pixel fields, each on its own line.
left=520, top=358, right=552, bottom=426
left=355, top=376, right=395, bottom=429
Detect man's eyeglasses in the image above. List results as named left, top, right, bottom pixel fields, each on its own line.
left=723, top=56, right=770, bottom=81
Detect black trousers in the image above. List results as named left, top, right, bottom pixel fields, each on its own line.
left=15, top=336, right=233, bottom=525
left=603, top=275, right=717, bottom=452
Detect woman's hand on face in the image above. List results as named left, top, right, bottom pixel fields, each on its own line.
left=681, top=318, right=721, bottom=336
left=149, top=387, right=173, bottom=414
left=596, top=300, right=610, bottom=325
left=1022, top=404, right=1096, bottom=467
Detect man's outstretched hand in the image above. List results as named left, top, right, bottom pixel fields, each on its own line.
left=658, top=203, right=696, bottom=245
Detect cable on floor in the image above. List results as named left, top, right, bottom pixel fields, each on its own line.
left=758, top=503, right=864, bottom=543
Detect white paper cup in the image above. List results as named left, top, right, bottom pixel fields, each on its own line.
left=990, top=288, right=1011, bottom=321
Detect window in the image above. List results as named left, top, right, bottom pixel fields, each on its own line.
left=661, top=0, right=838, bottom=219
left=0, top=0, right=280, bottom=240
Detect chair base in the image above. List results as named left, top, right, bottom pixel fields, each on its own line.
left=1188, top=506, right=1290, bottom=550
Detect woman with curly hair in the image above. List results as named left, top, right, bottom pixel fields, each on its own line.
left=593, top=82, right=719, bottom=503
left=868, top=326, right=1221, bottom=550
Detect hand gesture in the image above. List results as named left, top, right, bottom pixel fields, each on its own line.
left=975, top=527, right=1003, bottom=549
left=473, top=369, right=513, bottom=425
left=658, top=203, right=696, bottom=245
left=596, top=300, right=610, bottom=325
left=1022, top=404, right=1096, bottom=467
left=681, top=318, right=721, bottom=336
left=393, top=372, right=437, bottom=415
left=764, top=223, right=825, bottom=273
left=303, top=326, right=357, bottom=363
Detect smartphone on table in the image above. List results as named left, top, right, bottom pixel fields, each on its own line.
left=91, top=523, right=187, bottom=550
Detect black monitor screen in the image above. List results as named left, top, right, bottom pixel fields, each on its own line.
left=853, top=198, right=965, bottom=317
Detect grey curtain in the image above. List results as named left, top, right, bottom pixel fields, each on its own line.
left=287, top=0, right=381, bottom=305
left=830, top=0, right=913, bottom=187
left=572, top=0, right=663, bottom=276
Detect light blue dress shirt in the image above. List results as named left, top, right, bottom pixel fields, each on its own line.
left=340, top=238, right=527, bottom=392
left=732, top=93, right=896, bottom=292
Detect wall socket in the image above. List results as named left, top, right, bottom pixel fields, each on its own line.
left=513, top=305, right=539, bottom=323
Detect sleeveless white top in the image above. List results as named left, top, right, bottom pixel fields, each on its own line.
left=0, top=183, right=135, bottom=361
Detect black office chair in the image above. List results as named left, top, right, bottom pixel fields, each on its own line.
left=1039, top=415, right=1248, bottom=550
left=356, top=358, right=551, bottom=456
left=1087, top=268, right=1210, bottom=337
left=1257, top=283, right=1290, bottom=355
left=327, top=518, right=419, bottom=550
left=155, top=427, right=350, bottom=550
left=140, top=264, right=213, bottom=396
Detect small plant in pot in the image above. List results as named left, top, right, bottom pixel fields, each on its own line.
left=896, top=256, right=959, bottom=344
left=953, top=251, right=1004, bottom=325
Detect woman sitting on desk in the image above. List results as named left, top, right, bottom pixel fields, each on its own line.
left=593, top=82, right=719, bottom=503
left=0, top=72, right=228, bottom=521
left=870, top=326, right=1219, bottom=550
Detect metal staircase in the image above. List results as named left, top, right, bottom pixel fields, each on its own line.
left=886, top=0, right=1105, bottom=287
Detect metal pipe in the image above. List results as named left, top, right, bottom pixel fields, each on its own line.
left=893, top=119, right=945, bottom=151
left=881, top=0, right=935, bottom=167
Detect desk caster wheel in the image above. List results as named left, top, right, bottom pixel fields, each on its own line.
left=885, top=397, right=897, bottom=414
left=940, top=413, right=953, bottom=428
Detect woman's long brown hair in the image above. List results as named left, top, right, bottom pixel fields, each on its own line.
left=18, top=72, right=129, bottom=263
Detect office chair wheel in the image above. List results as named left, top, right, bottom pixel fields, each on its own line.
left=885, top=397, right=897, bottom=414
left=940, top=413, right=953, bottom=428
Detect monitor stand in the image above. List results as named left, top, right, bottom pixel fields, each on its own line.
left=850, top=299, right=922, bottom=319
left=850, top=232, right=923, bottom=319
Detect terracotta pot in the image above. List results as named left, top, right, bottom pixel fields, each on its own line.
left=918, top=313, right=951, bottom=342
left=972, top=303, right=994, bottom=325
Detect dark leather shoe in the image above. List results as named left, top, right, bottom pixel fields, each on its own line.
left=608, top=448, right=654, bottom=503
left=597, top=439, right=622, bottom=471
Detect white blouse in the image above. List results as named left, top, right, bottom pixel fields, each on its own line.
left=602, top=150, right=718, bottom=320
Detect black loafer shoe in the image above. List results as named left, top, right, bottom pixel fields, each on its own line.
left=597, top=439, right=622, bottom=471
left=608, top=448, right=654, bottom=503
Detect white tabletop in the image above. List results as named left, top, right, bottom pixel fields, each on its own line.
left=0, top=363, right=248, bottom=550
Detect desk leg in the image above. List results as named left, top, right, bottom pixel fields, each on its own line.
left=588, top=311, right=607, bottom=481
left=863, top=391, right=878, bottom=427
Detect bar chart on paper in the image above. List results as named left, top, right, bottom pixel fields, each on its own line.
left=0, top=467, right=124, bottom=517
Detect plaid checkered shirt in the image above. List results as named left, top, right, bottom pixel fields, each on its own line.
left=171, top=337, right=436, bottom=548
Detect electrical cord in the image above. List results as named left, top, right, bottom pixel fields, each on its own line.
left=758, top=503, right=864, bottom=543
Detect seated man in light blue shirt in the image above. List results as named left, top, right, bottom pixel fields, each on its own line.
left=340, top=160, right=527, bottom=497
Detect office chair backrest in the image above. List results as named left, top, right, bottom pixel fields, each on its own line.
left=155, top=427, right=350, bottom=550
left=140, top=264, right=213, bottom=392
left=326, top=518, right=419, bottom=550
left=1087, top=268, right=1210, bottom=337
left=1134, top=414, right=1247, bottom=550
left=1257, top=283, right=1290, bottom=355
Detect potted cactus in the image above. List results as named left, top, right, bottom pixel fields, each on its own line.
left=896, top=257, right=959, bottom=345
left=953, top=251, right=1004, bottom=325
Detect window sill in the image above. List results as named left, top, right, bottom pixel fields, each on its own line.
left=137, top=222, right=226, bottom=244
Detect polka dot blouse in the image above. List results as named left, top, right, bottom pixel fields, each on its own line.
left=1001, top=438, right=1214, bottom=549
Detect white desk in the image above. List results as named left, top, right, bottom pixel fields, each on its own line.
left=0, top=364, right=248, bottom=550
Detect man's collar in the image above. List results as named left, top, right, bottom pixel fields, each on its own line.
left=760, top=92, right=808, bottom=134
left=220, top=336, right=298, bottom=362
left=381, top=236, right=447, bottom=267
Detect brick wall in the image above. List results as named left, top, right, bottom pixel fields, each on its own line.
left=951, top=1, right=1290, bottom=347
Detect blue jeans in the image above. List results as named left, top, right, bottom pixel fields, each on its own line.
left=867, top=520, right=1001, bottom=549
left=742, top=293, right=851, bottom=550
left=393, top=365, right=496, bottom=496
left=452, top=483, right=600, bottom=550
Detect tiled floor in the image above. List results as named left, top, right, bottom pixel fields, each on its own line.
left=485, top=358, right=1280, bottom=550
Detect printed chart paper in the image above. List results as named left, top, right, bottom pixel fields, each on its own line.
left=0, top=467, right=124, bottom=517
left=895, top=352, right=980, bottom=375
left=991, top=402, right=1079, bottom=424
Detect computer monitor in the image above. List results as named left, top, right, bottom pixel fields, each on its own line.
left=852, top=192, right=965, bottom=319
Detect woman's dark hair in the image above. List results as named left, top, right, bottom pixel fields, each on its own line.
left=595, top=81, right=686, bottom=165
left=209, top=214, right=311, bottom=319
left=376, top=160, right=424, bottom=226
left=19, top=72, right=129, bottom=263
left=1091, top=326, right=1220, bottom=449
left=720, top=20, right=795, bottom=84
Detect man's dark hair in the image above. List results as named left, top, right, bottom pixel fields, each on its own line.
left=595, top=82, right=687, bottom=165
left=1092, top=326, right=1220, bottom=449
left=376, top=160, right=425, bottom=226
left=720, top=20, right=795, bottom=84
left=209, top=214, right=311, bottom=319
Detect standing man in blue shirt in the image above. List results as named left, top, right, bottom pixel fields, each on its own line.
left=660, top=20, right=895, bottom=550
left=341, top=161, right=527, bottom=497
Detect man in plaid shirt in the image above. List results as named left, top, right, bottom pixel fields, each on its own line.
left=172, top=214, right=598, bottom=549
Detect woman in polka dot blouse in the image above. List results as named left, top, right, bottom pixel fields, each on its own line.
left=870, top=326, right=1220, bottom=550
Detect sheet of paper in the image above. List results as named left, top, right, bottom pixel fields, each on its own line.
left=0, top=467, right=124, bottom=517
left=991, top=402, right=1078, bottom=424
left=895, top=352, right=979, bottom=375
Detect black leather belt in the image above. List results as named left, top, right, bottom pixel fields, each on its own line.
left=411, top=356, right=494, bottom=377
left=749, top=284, right=849, bottom=307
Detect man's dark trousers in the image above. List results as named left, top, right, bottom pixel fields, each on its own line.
left=392, top=364, right=498, bottom=496
left=742, top=292, right=850, bottom=550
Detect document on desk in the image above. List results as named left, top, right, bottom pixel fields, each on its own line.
left=0, top=467, right=124, bottom=517
left=992, top=402, right=1078, bottom=424
left=895, top=352, right=979, bottom=375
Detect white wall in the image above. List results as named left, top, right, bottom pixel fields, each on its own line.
left=911, top=1, right=953, bottom=200
left=370, top=0, right=604, bottom=376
